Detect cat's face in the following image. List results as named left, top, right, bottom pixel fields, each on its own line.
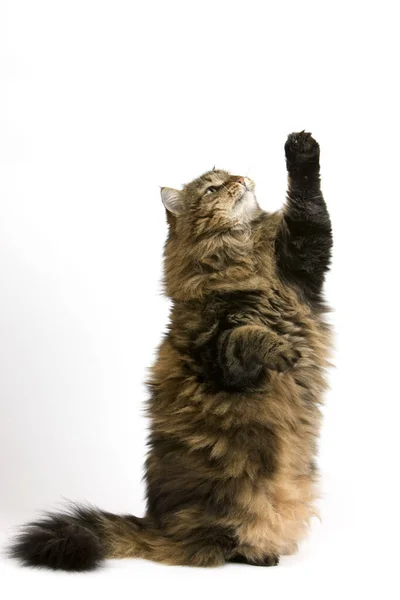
left=161, top=169, right=259, bottom=233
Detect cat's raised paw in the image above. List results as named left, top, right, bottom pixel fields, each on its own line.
left=285, top=131, right=320, bottom=169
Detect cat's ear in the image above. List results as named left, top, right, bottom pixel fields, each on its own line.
left=160, top=187, right=183, bottom=216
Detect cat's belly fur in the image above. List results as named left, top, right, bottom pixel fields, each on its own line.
left=231, top=359, right=326, bottom=558
left=233, top=453, right=319, bottom=557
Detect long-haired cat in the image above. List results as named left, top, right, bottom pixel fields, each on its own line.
left=9, top=131, right=332, bottom=570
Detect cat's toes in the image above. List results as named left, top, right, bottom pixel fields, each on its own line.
left=230, top=553, right=280, bottom=567
left=260, top=554, right=280, bottom=567
left=285, top=131, right=320, bottom=169
left=270, top=347, right=301, bottom=373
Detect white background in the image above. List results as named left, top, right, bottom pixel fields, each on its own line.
left=1, top=0, right=399, bottom=598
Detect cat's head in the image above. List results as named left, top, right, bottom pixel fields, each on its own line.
left=160, top=169, right=259, bottom=236
left=160, top=170, right=263, bottom=299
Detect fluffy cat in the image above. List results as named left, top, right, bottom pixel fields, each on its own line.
left=9, top=131, right=332, bottom=570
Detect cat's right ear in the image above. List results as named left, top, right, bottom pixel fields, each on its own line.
left=160, top=187, right=183, bottom=216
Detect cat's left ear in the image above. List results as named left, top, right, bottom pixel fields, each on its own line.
left=160, top=187, right=183, bottom=216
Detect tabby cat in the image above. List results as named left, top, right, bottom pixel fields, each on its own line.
left=9, top=131, right=332, bottom=570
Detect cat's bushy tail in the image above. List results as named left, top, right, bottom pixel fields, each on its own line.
left=8, top=505, right=172, bottom=571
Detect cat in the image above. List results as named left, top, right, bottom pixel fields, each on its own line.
left=9, top=131, right=332, bottom=570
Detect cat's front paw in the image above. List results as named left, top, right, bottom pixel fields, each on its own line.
left=267, top=342, right=301, bottom=373
left=285, top=131, right=320, bottom=171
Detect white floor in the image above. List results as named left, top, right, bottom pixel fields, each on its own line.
left=0, top=507, right=393, bottom=600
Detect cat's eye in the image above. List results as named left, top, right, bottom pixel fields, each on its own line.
left=204, top=185, right=221, bottom=195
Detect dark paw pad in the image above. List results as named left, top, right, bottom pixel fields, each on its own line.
left=285, top=131, right=320, bottom=169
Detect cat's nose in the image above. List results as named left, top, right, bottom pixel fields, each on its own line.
left=237, top=177, right=245, bottom=185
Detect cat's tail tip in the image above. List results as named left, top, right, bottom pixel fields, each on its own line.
left=8, top=513, right=105, bottom=571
